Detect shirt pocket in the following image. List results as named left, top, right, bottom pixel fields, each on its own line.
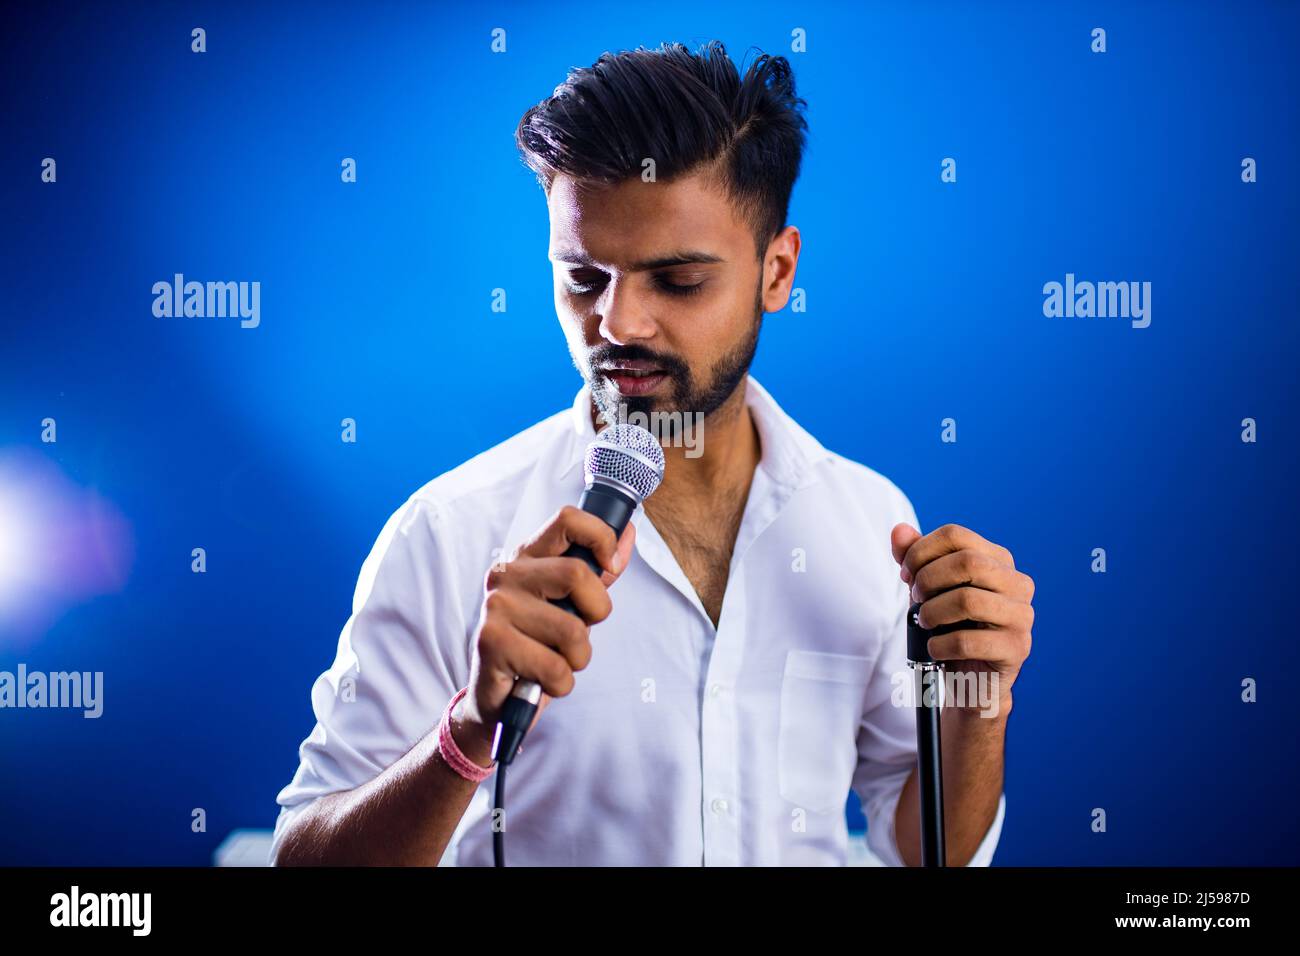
left=777, top=649, right=874, bottom=814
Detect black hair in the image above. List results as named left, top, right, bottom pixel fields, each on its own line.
left=516, top=40, right=808, bottom=253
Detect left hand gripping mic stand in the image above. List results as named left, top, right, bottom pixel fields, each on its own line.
left=907, top=603, right=946, bottom=867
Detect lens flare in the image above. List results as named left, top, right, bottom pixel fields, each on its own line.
left=0, top=449, right=134, bottom=644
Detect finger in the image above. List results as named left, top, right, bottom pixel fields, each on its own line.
left=891, top=523, right=922, bottom=582
left=519, top=505, right=621, bottom=576
left=506, top=556, right=613, bottom=624
left=911, top=549, right=1034, bottom=604
left=499, top=590, right=594, bottom=672
left=902, top=523, right=1015, bottom=581
left=481, top=619, right=577, bottom=699
left=599, top=522, right=637, bottom=588
left=926, top=628, right=1032, bottom=668
left=917, top=586, right=1033, bottom=632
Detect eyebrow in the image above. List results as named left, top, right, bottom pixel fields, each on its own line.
left=549, top=249, right=725, bottom=270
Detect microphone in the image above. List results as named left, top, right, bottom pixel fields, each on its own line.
left=490, top=423, right=665, bottom=767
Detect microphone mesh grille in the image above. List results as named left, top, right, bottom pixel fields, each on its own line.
left=584, top=424, right=665, bottom=501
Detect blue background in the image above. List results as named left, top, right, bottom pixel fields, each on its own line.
left=1, top=0, right=1296, bottom=865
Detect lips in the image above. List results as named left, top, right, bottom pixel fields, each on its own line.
left=600, top=365, right=668, bottom=396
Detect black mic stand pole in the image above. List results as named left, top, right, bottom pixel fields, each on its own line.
left=907, top=603, right=946, bottom=867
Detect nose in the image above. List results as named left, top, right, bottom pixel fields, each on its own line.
left=596, top=275, right=657, bottom=346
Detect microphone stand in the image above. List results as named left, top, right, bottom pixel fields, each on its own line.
left=907, top=603, right=946, bottom=867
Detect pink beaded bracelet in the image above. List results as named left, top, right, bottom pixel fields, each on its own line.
left=437, top=687, right=496, bottom=783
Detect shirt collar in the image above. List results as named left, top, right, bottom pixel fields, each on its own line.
left=559, top=375, right=831, bottom=492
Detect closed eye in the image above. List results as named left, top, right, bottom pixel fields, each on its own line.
left=653, top=275, right=705, bottom=297
left=562, top=269, right=708, bottom=297
left=563, top=270, right=608, bottom=296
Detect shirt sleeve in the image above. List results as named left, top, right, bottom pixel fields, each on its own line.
left=269, top=494, right=471, bottom=862
left=849, top=492, right=1006, bottom=867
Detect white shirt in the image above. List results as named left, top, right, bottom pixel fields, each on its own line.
left=272, top=377, right=1006, bottom=866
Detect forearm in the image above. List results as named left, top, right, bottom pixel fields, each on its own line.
left=893, top=700, right=1008, bottom=867
left=274, top=708, right=492, bottom=866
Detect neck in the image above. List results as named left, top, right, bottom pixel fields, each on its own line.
left=593, top=379, right=761, bottom=508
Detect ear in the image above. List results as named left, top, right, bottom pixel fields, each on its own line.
left=760, top=225, right=801, bottom=313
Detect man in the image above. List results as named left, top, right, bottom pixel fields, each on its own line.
left=272, top=40, right=1034, bottom=866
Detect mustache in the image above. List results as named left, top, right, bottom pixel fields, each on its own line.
left=586, top=344, right=689, bottom=379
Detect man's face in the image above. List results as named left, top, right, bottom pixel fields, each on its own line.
left=546, top=167, right=769, bottom=428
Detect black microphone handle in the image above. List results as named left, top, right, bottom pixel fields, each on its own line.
left=548, top=482, right=637, bottom=615
left=492, top=481, right=637, bottom=765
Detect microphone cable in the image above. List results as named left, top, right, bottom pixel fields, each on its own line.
left=490, top=682, right=537, bottom=867
left=493, top=764, right=507, bottom=867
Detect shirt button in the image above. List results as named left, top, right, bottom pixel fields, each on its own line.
left=709, top=683, right=723, bottom=698
left=711, top=797, right=729, bottom=815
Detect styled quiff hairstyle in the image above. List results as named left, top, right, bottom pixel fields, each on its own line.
left=516, top=40, right=808, bottom=254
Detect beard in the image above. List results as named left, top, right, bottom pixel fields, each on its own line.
left=581, top=282, right=764, bottom=435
